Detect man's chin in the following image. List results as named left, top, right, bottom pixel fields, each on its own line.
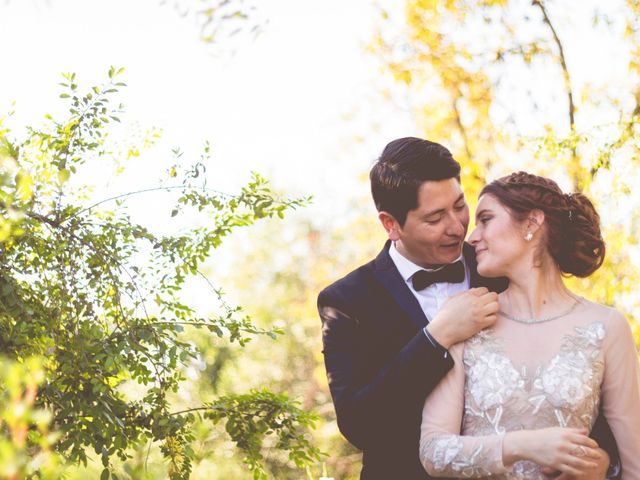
left=440, top=244, right=463, bottom=260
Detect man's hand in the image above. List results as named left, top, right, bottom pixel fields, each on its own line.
left=541, top=448, right=610, bottom=480
left=426, top=288, right=499, bottom=349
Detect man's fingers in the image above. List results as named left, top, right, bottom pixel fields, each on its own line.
left=483, top=314, right=497, bottom=325
left=469, top=287, right=489, bottom=296
left=559, top=464, right=587, bottom=478
left=481, top=301, right=499, bottom=316
left=540, top=468, right=562, bottom=479
left=479, top=290, right=498, bottom=301
left=565, top=453, right=598, bottom=471
left=577, top=446, right=602, bottom=460
left=477, top=292, right=498, bottom=307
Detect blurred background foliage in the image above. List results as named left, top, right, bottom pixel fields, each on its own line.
left=371, top=0, right=640, bottom=348
left=1, top=0, right=639, bottom=479
left=0, top=69, right=318, bottom=480
left=161, top=0, right=265, bottom=51
left=0, top=357, right=66, bottom=479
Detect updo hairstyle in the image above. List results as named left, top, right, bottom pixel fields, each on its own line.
left=480, top=171, right=605, bottom=277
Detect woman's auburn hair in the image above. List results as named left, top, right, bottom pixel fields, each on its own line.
left=480, top=171, right=605, bottom=278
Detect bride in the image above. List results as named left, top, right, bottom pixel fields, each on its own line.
left=419, top=172, right=640, bottom=478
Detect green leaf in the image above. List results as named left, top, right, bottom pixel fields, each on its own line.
left=0, top=68, right=313, bottom=480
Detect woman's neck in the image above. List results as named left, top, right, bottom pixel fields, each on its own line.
left=502, top=259, right=575, bottom=319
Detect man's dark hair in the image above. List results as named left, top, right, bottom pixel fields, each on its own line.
left=370, top=137, right=461, bottom=226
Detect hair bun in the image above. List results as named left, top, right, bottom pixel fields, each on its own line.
left=559, top=192, right=605, bottom=277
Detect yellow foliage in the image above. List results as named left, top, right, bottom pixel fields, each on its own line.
left=375, top=0, right=640, bottom=346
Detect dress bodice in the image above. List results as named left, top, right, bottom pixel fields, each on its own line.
left=420, top=301, right=640, bottom=479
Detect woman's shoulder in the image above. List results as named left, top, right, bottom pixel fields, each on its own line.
left=577, top=297, right=630, bottom=333
left=577, top=296, right=613, bottom=312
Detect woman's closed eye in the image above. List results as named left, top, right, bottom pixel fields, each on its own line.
left=478, top=215, right=492, bottom=224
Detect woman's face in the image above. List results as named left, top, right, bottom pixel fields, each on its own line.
left=468, top=194, right=530, bottom=278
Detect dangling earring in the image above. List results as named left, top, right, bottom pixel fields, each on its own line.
left=525, top=232, right=533, bottom=241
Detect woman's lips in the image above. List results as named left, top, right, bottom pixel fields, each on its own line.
left=475, top=248, right=487, bottom=258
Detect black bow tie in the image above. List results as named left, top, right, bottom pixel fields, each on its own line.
left=411, top=261, right=465, bottom=290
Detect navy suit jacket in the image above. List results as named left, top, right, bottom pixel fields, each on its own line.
left=318, top=241, right=620, bottom=479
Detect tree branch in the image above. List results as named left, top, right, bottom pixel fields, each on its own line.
left=533, top=0, right=575, bottom=131
left=452, top=94, right=474, bottom=164
left=533, top=0, right=583, bottom=188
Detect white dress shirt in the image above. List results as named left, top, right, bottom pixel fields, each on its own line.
left=388, top=242, right=470, bottom=320
left=388, top=242, right=470, bottom=357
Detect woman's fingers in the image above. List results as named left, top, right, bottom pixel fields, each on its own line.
left=567, top=431, right=599, bottom=449
left=546, top=433, right=599, bottom=476
left=576, top=446, right=601, bottom=460
left=557, top=440, right=602, bottom=476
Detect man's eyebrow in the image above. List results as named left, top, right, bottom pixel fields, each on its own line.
left=423, top=194, right=465, bottom=218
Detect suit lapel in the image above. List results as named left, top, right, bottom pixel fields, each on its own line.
left=372, top=242, right=507, bottom=331
left=373, top=241, right=429, bottom=329
left=464, top=242, right=483, bottom=288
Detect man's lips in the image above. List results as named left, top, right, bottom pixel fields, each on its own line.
left=441, top=241, right=462, bottom=249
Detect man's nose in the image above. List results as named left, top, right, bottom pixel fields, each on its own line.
left=446, top=213, right=465, bottom=237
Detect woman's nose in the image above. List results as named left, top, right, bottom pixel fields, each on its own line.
left=468, top=226, right=480, bottom=245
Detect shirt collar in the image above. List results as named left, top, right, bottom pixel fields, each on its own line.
left=388, top=241, right=464, bottom=283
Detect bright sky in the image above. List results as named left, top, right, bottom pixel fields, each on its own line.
left=1, top=1, right=633, bottom=217
left=0, top=0, right=421, bottom=316
left=2, top=1, right=638, bottom=326
left=2, top=1, right=637, bottom=274
left=0, top=0, right=414, bottom=225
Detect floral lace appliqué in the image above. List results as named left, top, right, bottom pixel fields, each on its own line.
left=421, top=434, right=496, bottom=478
left=421, top=322, right=606, bottom=479
left=533, top=323, right=605, bottom=426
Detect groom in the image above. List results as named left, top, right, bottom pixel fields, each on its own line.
left=318, top=137, right=619, bottom=479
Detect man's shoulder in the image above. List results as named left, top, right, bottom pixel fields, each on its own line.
left=318, top=257, right=378, bottom=308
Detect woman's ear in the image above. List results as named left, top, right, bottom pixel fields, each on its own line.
left=379, top=211, right=401, bottom=241
left=526, top=209, right=545, bottom=235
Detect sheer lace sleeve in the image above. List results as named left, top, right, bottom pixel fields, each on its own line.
left=602, top=309, right=640, bottom=477
left=419, top=342, right=508, bottom=478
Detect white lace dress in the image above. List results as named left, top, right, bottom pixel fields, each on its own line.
left=419, top=300, right=640, bottom=479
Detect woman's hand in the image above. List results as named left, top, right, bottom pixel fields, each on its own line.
left=542, top=447, right=610, bottom=479
left=503, top=428, right=601, bottom=476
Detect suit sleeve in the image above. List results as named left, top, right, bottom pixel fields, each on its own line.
left=319, top=288, right=454, bottom=450
left=589, top=408, right=621, bottom=479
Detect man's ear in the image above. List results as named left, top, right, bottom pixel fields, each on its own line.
left=379, top=211, right=401, bottom=241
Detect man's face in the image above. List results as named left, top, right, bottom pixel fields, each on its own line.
left=392, top=178, right=469, bottom=268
